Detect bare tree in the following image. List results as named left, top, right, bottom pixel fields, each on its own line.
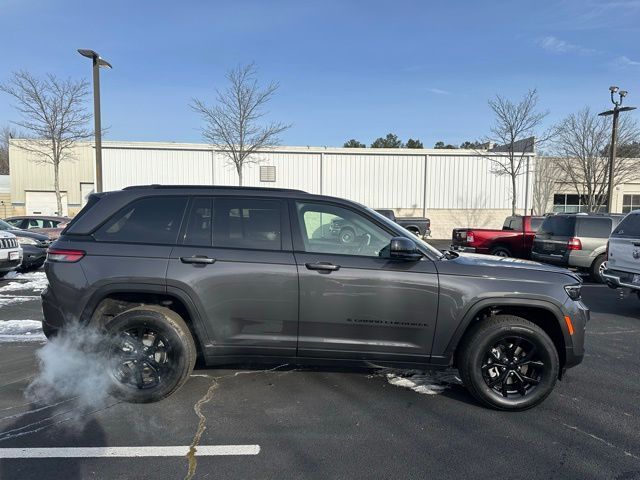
left=0, top=71, right=92, bottom=214
left=0, top=126, right=20, bottom=175
left=486, top=89, right=548, bottom=215
left=550, top=107, right=640, bottom=212
left=191, top=63, right=290, bottom=186
left=532, top=156, right=561, bottom=214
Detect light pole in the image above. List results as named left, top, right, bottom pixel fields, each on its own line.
left=598, top=86, right=636, bottom=213
left=78, top=49, right=112, bottom=193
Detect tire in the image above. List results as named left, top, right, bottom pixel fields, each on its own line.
left=406, top=227, right=420, bottom=237
left=490, top=246, right=511, bottom=258
left=339, top=227, right=356, bottom=244
left=104, top=305, right=197, bottom=403
left=457, top=315, right=559, bottom=411
left=0, top=272, right=7, bottom=278
left=590, top=255, right=606, bottom=283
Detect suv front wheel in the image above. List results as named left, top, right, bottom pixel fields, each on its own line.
left=105, top=305, right=197, bottom=403
left=457, top=315, right=559, bottom=411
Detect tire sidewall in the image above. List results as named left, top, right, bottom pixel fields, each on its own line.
left=465, top=323, right=559, bottom=410
left=105, top=308, right=193, bottom=403
left=490, top=247, right=511, bottom=257
left=591, top=255, right=606, bottom=283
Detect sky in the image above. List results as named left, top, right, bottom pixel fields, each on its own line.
left=0, top=0, right=639, bottom=148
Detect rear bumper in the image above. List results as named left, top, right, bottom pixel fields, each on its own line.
left=450, top=245, right=476, bottom=253
left=40, top=287, right=67, bottom=336
left=531, top=251, right=568, bottom=267
left=602, top=268, right=640, bottom=291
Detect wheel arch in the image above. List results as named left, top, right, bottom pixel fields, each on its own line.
left=445, top=298, right=569, bottom=374
left=81, top=283, right=209, bottom=360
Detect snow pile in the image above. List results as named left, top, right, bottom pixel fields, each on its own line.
left=383, top=369, right=462, bottom=395
left=0, top=271, right=48, bottom=293
left=0, top=296, right=34, bottom=307
left=0, top=320, right=46, bottom=342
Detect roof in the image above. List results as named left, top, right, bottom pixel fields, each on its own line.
left=122, top=185, right=306, bottom=194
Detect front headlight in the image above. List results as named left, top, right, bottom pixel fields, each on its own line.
left=18, top=237, right=37, bottom=246
left=564, top=284, right=582, bottom=300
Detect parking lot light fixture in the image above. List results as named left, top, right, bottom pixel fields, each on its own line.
left=598, top=86, right=636, bottom=213
left=77, top=49, right=112, bottom=193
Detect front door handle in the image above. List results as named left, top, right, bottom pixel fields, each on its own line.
left=181, top=255, right=216, bottom=265
left=305, top=262, right=340, bottom=272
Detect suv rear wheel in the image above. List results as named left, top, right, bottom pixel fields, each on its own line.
left=490, top=246, right=511, bottom=257
left=105, top=305, right=196, bottom=403
left=457, top=315, right=559, bottom=411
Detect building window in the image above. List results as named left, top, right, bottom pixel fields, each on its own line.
left=622, top=194, right=640, bottom=213
left=260, top=166, right=276, bottom=182
left=553, top=194, right=608, bottom=213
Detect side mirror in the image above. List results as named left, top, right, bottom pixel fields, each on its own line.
left=389, top=236, right=422, bottom=261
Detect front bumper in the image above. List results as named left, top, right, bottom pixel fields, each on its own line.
left=0, top=248, right=23, bottom=272
left=602, top=268, right=640, bottom=291
left=20, top=245, right=47, bottom=268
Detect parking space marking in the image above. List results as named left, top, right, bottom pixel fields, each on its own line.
left=0, top=445, right=261, bottom=458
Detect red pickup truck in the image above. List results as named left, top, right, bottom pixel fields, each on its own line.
left=451, top=215, right=545, bottom=258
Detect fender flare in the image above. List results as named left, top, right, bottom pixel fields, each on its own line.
left=442, top=297, right=571, bottom=361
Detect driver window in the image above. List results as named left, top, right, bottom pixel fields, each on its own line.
left=296, top=202, right=393, bottom=257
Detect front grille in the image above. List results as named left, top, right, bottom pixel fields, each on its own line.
left=0, top=238, right=18, bottom=249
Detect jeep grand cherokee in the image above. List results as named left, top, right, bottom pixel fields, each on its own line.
left=42, top=186, right=588, bottom=410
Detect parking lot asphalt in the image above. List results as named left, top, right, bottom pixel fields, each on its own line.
left=0, top=271, right=639, bottom=479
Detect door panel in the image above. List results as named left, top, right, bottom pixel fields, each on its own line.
left=167, top=196, right=298, bottom=357
left=292, top=201, right=439, bottom=362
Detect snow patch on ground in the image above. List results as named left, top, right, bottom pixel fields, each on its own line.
left=0, top=296, right=34, bottom=307
left=0, top=271, right=48, bottom=293
left=381, top=369, right=462, bottom=395
left=0, top=320, right=46, bottom=342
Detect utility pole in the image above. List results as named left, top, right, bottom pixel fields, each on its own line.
left=78, top=49, right=112, bottom=193
left=598, top=86, right=636, bottom=213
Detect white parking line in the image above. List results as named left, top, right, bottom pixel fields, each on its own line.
left=0, top=445, right=260, bottom=458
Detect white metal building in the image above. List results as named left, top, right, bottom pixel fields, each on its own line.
left=9, top=140, right=535, bottom=238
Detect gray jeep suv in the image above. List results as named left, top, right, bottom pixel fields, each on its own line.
left=42, top=186, right=588, bottom=410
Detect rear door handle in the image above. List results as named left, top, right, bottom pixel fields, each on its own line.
left=181, top=256, right=216, bottom=265
left=305, top=262, right=340, bottom=272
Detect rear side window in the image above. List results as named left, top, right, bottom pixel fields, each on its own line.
left=183, top=198, right=213, bottom=246
left=612, top=214, right=640, bottom=238
left=576, top=218, right=612, bottom=238
left=529, top=217, right=543, bottom=231
left=502, top=217, right=523, bottom=231
left=212, top=198, right=282, bottom=251
left=94, top=197, right=188, bottom=244
left=537, top=216, right=575, bottom=236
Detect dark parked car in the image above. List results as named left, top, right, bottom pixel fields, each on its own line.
left=4, top=215, right=71, bottom=239
left=532, top=214, right=623, bottom=283
left=43, top=185, right=588, bottom=410
left=0, top=219, right=50, bottom=271
left=452, top=215, right=544, bottom=259
left=375, top=209, right=431, bottom=238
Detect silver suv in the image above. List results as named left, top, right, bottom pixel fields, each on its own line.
left=42, top=185, right=589, bottom=410
left=603, top=210, right=640, bottom=292
left=531, top=214, right=624, bottom=282
left=0, top=230, right=22, bottom=277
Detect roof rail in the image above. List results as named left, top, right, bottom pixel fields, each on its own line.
left=122, top=184, right=307, bottom=193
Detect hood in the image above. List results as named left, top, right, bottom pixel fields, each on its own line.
left=442, top=252, right=581, bottom=282
left=0, top=230, right=16, bottom=239
left=6, top=229, right=49, bottom=241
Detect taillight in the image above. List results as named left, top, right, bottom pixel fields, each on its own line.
left=47, top=248, right=85, bottom=263
left=466, top=231, right=474, bottom=244
left=567, top=237, right=582, bottom=250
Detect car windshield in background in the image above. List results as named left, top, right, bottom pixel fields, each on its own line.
left=538, top=216, right=575, bottom=236
left=612, top=213, right=640, bottom=237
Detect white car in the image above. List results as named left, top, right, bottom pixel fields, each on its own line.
left=0, top=230, right=23, bottom=278
left=603, top=210, right=640, bottom=292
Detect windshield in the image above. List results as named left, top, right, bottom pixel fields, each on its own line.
left=366, top=207, right=444, bottom=259
left=0, top=220, right=17, bottom=231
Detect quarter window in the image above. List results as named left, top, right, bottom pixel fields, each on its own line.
left=576, top=218, right=612, bottom=238
left=296, top=202, right=393, bottom=257
left=94, top=197, right=188, bottom=244
left=183, top=198, right=213, bottom=246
